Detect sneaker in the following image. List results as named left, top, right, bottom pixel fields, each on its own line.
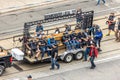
left=35, top=57, right=38, bottom=61
left=57, top=65, right=60, bottom=69
left=98, top=48, right=102, bottom=52
left=90, top=67, right=95, bottom=69
left=82, top=60, right=87, bottom=62
left=106, top=34, right=110, bottom=36
left=96, top=4, right=99, bottom=6
left=50, top=68, right=54, bottom=70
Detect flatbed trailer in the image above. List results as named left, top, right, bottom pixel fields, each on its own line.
left=11, top=10, right=94, bottom=63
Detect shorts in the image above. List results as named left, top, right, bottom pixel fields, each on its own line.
left=109, top=25, right=115, bottom=31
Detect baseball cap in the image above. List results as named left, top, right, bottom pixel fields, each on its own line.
left=27, top=75, right=32, bottom=78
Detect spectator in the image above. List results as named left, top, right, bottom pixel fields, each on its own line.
left=55, top=27, right=60, bottom=34
left=25, top=39, right=37, bottom=58
left=75, top=23, right=81, bottom=30
left=76, top=38, right=81, bottom=49
left=71, top=37, right=77, bottom=50
left=106, top=13, right=116, bottom=36
left=64, top=24, right=71, bottom=33
left=37, top=30, right=44, bottom=38
left=115, top=18, right=120, bottom=42
left=64, top=38, right=72, bottom=51
left=76, top=8, right=83, bottom=24
left=38, top=37, right=47, bottom=61
left=88, top=43, right=98, bottom=69
left=36, top=23, right=44, bottom=36
left=70, top=31, right=77, bottom=39
left=84, top=28, right=90, bottom=37
left=94, top=29, right=103, bottom=51
left=62, top=32, right=70, bottom=43
left=80, top=31, right=88, bottom=48
left=89, top=24, right=100, bottom=36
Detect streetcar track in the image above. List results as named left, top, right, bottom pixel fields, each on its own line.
left=1, top=5, right=120, bottom=40
left=2, top=45, right=120, bottom=77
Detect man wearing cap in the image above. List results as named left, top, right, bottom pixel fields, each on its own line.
left=94, top=29, right=103, bottom=51
left=35, top=23, right=44, bottom=36
left=27, top=75, right=32, bottom=80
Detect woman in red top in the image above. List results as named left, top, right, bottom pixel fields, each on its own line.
left=88, top=43, right=98, bottom=69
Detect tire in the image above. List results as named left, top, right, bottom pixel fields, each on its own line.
left=75, top=51, right=83, bottom=60
left=0, top=65, right=4, bottom=76
left=64, top=53, right=73, bottom=63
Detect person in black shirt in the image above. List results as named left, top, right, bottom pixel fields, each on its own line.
left=50, top=44, right=60, bottom=70
left=70, top=31, right=77, bottom=40
left=76, top=8, right=83, bottom=24
left=115, top=18, right=120, bottom=42
left=106, top=13, right=116, bottom=36
left=37, top=37, right=47, bottom=61
left=64, top=24, right=71, bottom=33
left=62, top=32, right=70, bottom=43
left=25, top=39, right=37, bottom=58
left=55, top=27, right=60, bottom=34
left=35, top=23, right=44, bottom=36
left=64, top=38, right=72, bottom=51
left=83, top=36, right=95, bottom=61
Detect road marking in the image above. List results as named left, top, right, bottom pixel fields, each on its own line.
left=95, top=54, right=120, bottom=63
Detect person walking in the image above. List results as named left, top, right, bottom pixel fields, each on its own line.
left=96, top=0, right=106, bottom=5
left=88, top=43, right=98, bottom=69
left=94, top=29, right=103, bottom=51
left=50, top=44, right=60, bottom=70
left=115, top=18, right=120, bottom=42
left=106, top=13, right=116, bottom=36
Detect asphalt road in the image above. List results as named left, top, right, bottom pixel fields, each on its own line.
left=0, top=0, right=120, bottom=34
left=37, top=58, right=120, bottom=80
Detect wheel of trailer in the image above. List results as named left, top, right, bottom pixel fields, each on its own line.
left=64, top=53, right=73, bottom=63
left=0, top=65, right=4, bottom=76
left=75, top=51, right=83, bottom=60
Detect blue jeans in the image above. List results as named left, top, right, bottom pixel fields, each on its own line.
left=71, top=42, right=77, bottom=49
left=97, top=0, right=105, bottom=5
left=51, top=58, right=60, bottom=69
left=40, top=47, right=46, bottom=58
left=94, top=39, right=101, bottom=48
left=65, top=42, right=71, bottom=50
left=84, top=47, right=90, bottom=61
left=90, top=56, right=96, bottom=68
left=76, top=42, right=81, bottom=49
